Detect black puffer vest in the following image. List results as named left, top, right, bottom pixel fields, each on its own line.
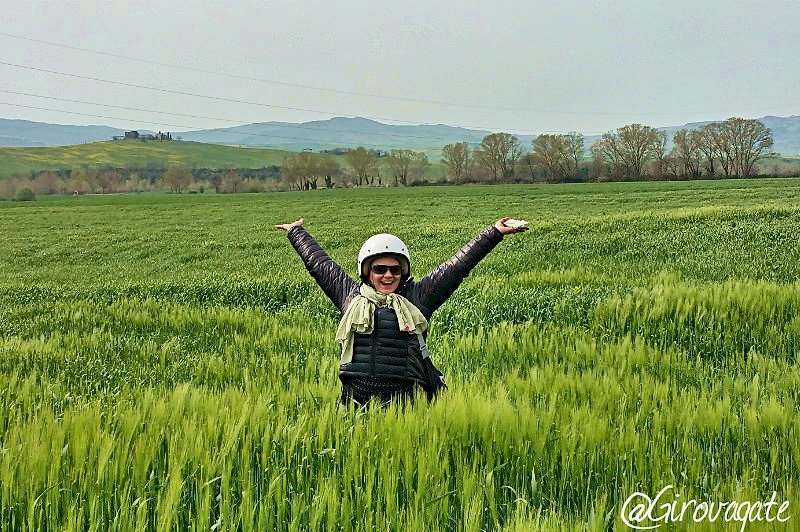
left=342, top=298, right=428, bottom=384
left=287, top=225, right=504, bottom=386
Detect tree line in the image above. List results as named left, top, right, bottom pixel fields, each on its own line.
left=440, top=117, right=777, bottom=184
left=0, top=166, right=282, bottom=198
left=280, top=147, right=431, bottom=189
left=0, top=117, right=789, bottom=199
left=279, top=117, right=779, bottom=189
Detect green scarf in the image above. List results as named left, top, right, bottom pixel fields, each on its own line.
left=335, top=284, right=428, bottom=365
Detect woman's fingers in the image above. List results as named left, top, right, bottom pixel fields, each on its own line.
left=275, top=218, right=304, bottom=231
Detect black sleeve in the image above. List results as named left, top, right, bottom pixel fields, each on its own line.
left=287, top=226, right=358, bottom=313
left=409, top=226, right=504, bottom=315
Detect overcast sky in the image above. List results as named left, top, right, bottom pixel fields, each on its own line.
left=0, top=0, right=798, bottom=136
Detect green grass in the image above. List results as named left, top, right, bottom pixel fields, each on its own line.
left=1, top=179, right=799, bottom=530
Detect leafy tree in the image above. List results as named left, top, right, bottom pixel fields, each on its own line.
left=345, top=147, right=379, bottom=186
left=672, top=129, right=703, bottom=178
left=410, top=152, right=430, bottom=183
left=319, top=157, right=341, bottom=189
left=697, top=125, right=718, bottom=177
left=282, top=153, right=332, bottom=190
left=531, top=134, right=576, bottom=181
left=474, top=133, right=521, bottom=183
left=387, top=149, right=413, bottom=186
left=725, top=117, right=774, bottom=177
left=441, top=142, right=470, bottom=182
left=565, top=132, right=585, bottom=173
left=592, top=124, right=663, bottom=180
left=386, top=149, right=428, bottom=186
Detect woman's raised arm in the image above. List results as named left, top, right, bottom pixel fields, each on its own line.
left=276, top=219, right=357, bottom=313
left=408, top=217, right=525, bottom=315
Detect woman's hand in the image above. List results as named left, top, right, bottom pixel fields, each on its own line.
left=494, top=217, right=526, bottom=235
left=275, top=218, right=304, bottom=231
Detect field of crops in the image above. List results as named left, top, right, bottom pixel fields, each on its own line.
left=1, top=179, right=799, bottom=530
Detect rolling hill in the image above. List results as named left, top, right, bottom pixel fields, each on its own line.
left=0, top=140, right=447, bottom=180
left=0, top=141, right=299, bottom=177
left=2, top=115, right=798, bottom=156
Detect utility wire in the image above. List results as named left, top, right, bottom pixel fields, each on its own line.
left=0, top=31, right=717, bottom=116
left=0, top=60, right=590, bottom=134
left=0, top=89, right=604, bottom=136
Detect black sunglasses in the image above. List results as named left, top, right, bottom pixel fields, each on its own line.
left=371, top=264, right=402, bottom=276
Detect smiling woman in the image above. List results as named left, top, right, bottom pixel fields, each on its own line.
left=275, top=216, right=525, bottom=407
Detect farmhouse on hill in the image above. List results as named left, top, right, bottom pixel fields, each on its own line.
left=112, top=130, right=173, bottom=141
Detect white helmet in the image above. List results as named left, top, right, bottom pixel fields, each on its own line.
left=358, top=234, right=411, bottom=278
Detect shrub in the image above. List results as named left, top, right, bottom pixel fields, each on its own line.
left=14, top=187, right=35, bottom=201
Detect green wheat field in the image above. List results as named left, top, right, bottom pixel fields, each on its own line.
left=1, top=179, right=799, bottom=530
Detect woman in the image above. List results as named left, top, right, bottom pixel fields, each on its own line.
left=275, top=217, right=525, bottom=406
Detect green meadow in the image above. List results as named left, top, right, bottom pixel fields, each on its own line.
left=1, top=179, right=799, bottom=530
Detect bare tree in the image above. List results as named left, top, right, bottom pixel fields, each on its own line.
left=441, top=142, right=470, bottom=182
left=163, top=166, right=193, bottom=193
left=70, top=167, right=97, bottom=193
left=97, top=169, right=122, bottom=194
left=474, top=133, right=522, bottom=183
left=126, top=172, right=144, bottom=193
left=33, top=171, right=59, bottom=195
left=222, top=170, right=242, bottom=193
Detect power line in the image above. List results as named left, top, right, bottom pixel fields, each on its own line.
left=0, top=89, right=603, bottom=137
left=0, top=60, right=596, bottom=134
left=0, top=31, right=719, bottom=116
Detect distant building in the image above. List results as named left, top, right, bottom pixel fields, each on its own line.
left=112, top=130, right=172, bottom=141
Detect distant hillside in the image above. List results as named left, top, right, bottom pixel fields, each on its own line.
left=1, top=114, right=798, bottom=155
left=178, top=116, right=536, bottom=151
left=0, top=118, right=130, bottom=147
left=0, top=141, right=299, bottom=177
left=646, top=115, right=800, bottom=156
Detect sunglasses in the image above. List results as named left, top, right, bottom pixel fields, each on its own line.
left=371, top=264, right=402, bottom=276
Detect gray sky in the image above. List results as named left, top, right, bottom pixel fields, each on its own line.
left=0, top=0, right=798, bottom=137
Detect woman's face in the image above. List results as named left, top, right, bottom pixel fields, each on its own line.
left=369, top=256, right=402, bottom=294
